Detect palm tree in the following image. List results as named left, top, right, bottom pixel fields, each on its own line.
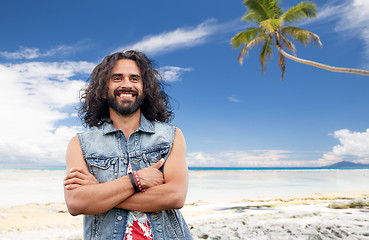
left=231, top=0, right=369, bottom=79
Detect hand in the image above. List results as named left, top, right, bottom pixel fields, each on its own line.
left=137, top=159, right=165, bottom=189
left=64, top=168, right=99, bottom=190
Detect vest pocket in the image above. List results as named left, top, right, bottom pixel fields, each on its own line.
left=142, top=144, right=171, bottom=166
left=85, top=157, right=118, bottom=183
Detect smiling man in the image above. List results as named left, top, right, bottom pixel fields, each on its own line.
left=107, top=61, right=145, bottom=116
left=63, top=50, right=192, bottom=240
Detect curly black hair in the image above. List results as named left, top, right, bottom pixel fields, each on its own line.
left=78, top=50, right=174, bottom=128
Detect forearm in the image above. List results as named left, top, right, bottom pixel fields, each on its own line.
left=116, top=128, right=189, bottom=213
left=65, top=176, right=135, bottom=216
left=116, top=182, right=187, bottom=212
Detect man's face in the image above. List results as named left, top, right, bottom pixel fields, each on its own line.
left=106, top=59, right=144, bottom=116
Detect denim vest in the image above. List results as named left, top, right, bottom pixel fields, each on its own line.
left=77, top=114, right=192, bottom=240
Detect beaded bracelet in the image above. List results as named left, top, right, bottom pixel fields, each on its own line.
left=128, top=172, right=139, bottom=192
left=133, top=171, right=145, bottom=192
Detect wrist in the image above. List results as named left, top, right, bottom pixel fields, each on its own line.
left=133, top=171, right=145, bottom=192
left=128, top=172, right=139, bottom=192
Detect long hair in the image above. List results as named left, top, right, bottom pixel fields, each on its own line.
left=78, top=50, right=174, bottom=128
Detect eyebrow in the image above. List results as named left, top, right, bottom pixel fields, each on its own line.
left=131, top=74, right=142, bottom=78
left=111, top=73, right=142, bottom=78
left=111, top=73, right=122, bottom=77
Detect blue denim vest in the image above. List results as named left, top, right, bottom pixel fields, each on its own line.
left=77, top=114, right=193, bottom=240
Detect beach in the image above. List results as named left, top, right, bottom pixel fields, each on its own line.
left=185, top=192, right=369, bottom=240
left=1, top=169, right=368, bottom=239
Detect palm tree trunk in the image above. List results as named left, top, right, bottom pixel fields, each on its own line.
left=276, top=46, right=369, bottom=76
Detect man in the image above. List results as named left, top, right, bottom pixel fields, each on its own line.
left=64, top=50, right=192, bottom=240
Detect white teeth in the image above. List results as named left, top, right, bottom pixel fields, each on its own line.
left=118, top=93, right=133, bottom=98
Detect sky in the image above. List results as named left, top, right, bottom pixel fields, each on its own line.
left=1, top=0, right=369, bottom=168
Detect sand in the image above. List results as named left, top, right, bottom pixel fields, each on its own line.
left=184, top=191, right=369, bottom=240
left=1, top=191, right=369, bottom=240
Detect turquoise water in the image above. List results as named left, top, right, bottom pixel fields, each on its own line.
left=1, top=166, right=368, bottom=171
left=189, top=167, right=369, bottom=171
left=186, top=169, right=369, bottom=203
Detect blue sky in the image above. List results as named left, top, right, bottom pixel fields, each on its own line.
left=1, top=0, right=369, bottom=168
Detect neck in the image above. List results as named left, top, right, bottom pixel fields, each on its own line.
left=109, top=109, right=141, bottom=139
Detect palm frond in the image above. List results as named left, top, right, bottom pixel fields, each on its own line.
left=243, top=0, right=283, bottom=23
left=278, top=33, right=296, bottom=55
left=238, top=46, right=248, bottom=65
left=241, top=12, right=262, bottom=25
left=231, top=28, right=261, bottom=49
left=281, top=26, right=322, bottom=47
left=237, top=34, right=269, bottom=65
left=278, top=51, right=286, bottom=80
left=247, top=33, right=269, bottom=49
left=260, top=18, right=282, bottom=33
left=260, top=37, right=273, bottom=74
left=280, top=1, right=317, bottom=25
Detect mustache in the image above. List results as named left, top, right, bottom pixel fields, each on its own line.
left=114, top=89, right=138, bottom=96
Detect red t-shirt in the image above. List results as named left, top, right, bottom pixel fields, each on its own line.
left=124, top=163, right=153, bottom=240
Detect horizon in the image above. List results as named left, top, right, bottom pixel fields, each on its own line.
left=1, top=0, right=369, bottom=168
left=1, top=160, right=368, bottom=171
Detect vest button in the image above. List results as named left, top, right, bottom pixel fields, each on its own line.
left=116, top=132, right=121, bottom=138
left=117, top=216, right=123, bottom=221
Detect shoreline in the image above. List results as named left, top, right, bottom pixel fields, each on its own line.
left=1, top=191, right=368, bottom=240
left=1, top=167, right=369, bottom=172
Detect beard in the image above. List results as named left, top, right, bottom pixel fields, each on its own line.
left=107, top=89, right=145, bottom=116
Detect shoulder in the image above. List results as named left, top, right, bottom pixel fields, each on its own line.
left=173, top=128, right=185, bottom=148
left=66, top=135, right=83, bottom=159
left=70, top=135, right=80, bottom=143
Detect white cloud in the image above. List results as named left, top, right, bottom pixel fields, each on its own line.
left=186, top=149, right=319, bottom=168
left=314, top=0, right=369, bottom=59
left=335, top=0, right=369, bottom=32
left=117, top=18, right=242, bottom=56
left=228, top=97, right=241, bottom=102
left=0, top=47, right=41, bottom=60
left=117, top=19, right=216, bottom=55
left=0, top=61, right=95, bottom=167
left=0, top=46, right=72, bottom=60
left=160, top=66, right=193, bottom=82
left=314, top=3, right=343, bottom=23
left=0, top=41, right=91, bottom=60
left=295, top=1, right=362, bottom=27
left=335, top=0, right=369, bottom=58
left=319, top=128, right=369, bottom=165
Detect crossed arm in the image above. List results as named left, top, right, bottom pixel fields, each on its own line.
left=63, top=128, right=188, bottom=216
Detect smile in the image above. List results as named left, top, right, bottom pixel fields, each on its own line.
left=114, top=89, right=138, bottom=100
left=118, top=93, right=135, bottom=98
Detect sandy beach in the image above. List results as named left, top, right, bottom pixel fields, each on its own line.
left=1, top=191, right=369, bottom=240
left=184, top=191, right=369, bottom=240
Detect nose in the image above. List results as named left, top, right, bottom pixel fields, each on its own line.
left=119, top=76, right=133, bottom=89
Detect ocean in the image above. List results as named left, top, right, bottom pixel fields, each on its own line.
left=187, top=168, right=369, bottom=203
left=1, top=168, right=368, bottom=208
